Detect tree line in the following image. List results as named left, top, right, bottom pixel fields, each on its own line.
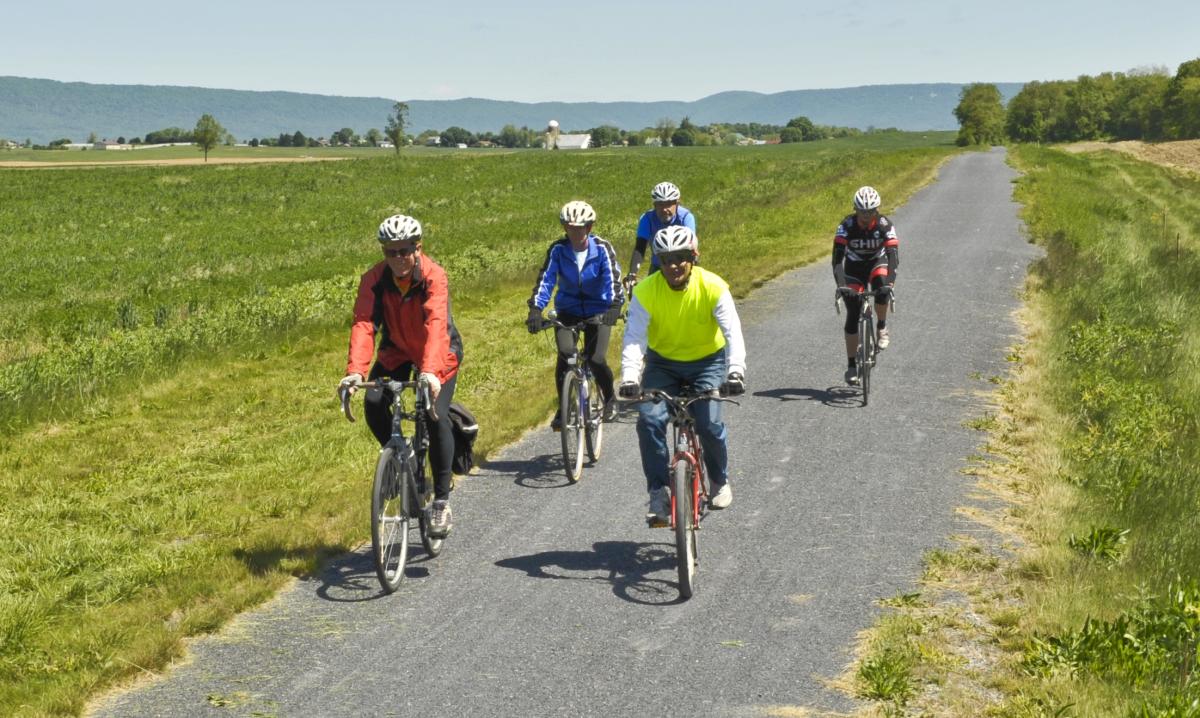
left=954, top=57, right=1200, bottom=146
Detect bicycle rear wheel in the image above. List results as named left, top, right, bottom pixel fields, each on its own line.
left=560, top=372, right=584, bottom=482
left=371, top=447, right=411, bottom=593
left=858, top=315, right=873, bottom=406
left=672, top=456, right=699, bottom=600
left=584, top=373, right=603, bottom=462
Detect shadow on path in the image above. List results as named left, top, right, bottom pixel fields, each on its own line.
left=313, top=544, right=438, bottom=603
left=496, top=540, right=685, bottom=605
left=754, top=386, right=861, bottom=408
left=480, top=453, right=575, bottom=489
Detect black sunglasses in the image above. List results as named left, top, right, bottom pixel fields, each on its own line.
left=383, top=246, right=418, bottom=258
left=658, top=250, right=693, bottom=266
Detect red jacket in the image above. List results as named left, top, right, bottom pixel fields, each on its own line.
left=346, top=256, right=462, bottom=382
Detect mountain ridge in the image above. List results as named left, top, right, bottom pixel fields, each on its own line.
left=0, top=76, right=1025, bottom=143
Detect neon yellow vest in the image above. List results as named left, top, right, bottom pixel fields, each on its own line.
left=634, top=266, right=728, bottom=361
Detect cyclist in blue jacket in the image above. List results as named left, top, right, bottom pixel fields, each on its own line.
left=622, top=181, right=697, bottom=293
left=527, top=201, right=625, bottom=429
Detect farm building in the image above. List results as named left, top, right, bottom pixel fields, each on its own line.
left=555, top=133, right=591, bottom=150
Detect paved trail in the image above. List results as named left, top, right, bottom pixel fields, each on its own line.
left=92, top=148, right=1037, bottom=718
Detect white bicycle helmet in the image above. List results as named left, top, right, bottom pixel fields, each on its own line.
left=853, top=186, right=881, bottom=211
left=652, top=225, right=698, bottom=255
left=559, top=200, right=597, bottom=227
left=377, top=214, right=423, bottom=243
left=651, top=181, right=680, bottom=202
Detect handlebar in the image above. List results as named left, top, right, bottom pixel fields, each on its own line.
left=625, top=387, right=742, bottom=408
left=339, top=378, right=438, bottom=423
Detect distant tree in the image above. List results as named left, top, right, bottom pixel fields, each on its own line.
left=116, top=136, right=126, bottom=144
left=145, top=127, right=193, bottom=144
left=249, top=138, right=260, bottom=147
left=1062, top=75, right=1112, bottom=140
left=193, top=114, right=225, bottom=161
left=332, top=127, right=354, bottom=145
left=589, top=125, right=621, bottom=147
left=953, top=83, right=1005, bottom=146
left=656, top=118, right=677, bottom=146
left=1107, top=70, right=1169, bottom=140
left=129, top=137, right=142, bottom=145
left=87, top=131, right=97, bottom=143
left=670, top=128, right=695, bottom=146
left=1163, top=57, right=1200, bottom=139
left=385, top=102, right=409, bottom=155
left=780, top=127, right=805, bottom=143
left=48, top=138, right=72, bottom=148
left=440, top=126, right=475, bottom=147
left=292, top=130, right=306, bottom=147
left=365, top=128, right=382, bottom=146
left=1005, top=81, right=1068, bottom=143
left=785, top=115, right=816, bottom=141
left=497, top=124, right=525, bottom=148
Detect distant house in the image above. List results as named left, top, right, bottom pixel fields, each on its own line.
left=555, top=133, right=591, bottom=150
left=378, top=140, right=395, bottom=149
left=425, top=137, right=442, bottom=147
left=93, top=141, right=132, bottom=150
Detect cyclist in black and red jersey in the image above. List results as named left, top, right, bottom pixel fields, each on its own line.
left=832, top=186, right=898, bottom=386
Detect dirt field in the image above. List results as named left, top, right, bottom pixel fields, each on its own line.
left=0, top=156, right=351, bottom=168
left=1062, top=139, right=1200, bottom=175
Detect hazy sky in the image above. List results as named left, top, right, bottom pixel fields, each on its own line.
left=5, top=0, right=1196, bottom=102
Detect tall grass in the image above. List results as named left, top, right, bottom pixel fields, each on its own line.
left=0, top=134, right=958, bottom=715
left=1003, top=145, right=1200, bottom=715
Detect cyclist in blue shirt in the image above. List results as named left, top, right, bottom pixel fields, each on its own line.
left=527, top=201, right=625, bottom=429
left=622, top=181, right=697, bottom=293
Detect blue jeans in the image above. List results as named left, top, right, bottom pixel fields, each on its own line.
left=635, top=348, right=729, bottom=492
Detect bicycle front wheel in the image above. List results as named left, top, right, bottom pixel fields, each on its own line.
left=858, top=315, right=874, bottom=407
left=584, top=373, right=603, bottom=462
left=672, top=456, right=699, bottom=600
left=560, top=372, right=584, bottom=482
left=371, top=447, right=411, bottom=593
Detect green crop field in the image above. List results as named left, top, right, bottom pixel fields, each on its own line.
left=0, top=133, right=958, bottom=715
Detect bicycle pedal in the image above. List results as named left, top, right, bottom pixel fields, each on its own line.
left=646, top=515, right=670, bottom=529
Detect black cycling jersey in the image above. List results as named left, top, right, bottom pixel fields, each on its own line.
left=832, top=213, right=900, bottom=284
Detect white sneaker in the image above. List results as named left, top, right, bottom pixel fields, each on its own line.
left=709, top=482, right=732, bottom=509
left=845, top=366, right=860, bottom=386
left=429, top=500, right=452, bottom=537
left=877, top=327, right=890, bottom=350
left=647, top=487, right=670, bottom=526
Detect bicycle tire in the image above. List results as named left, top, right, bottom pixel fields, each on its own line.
left=584, top=373, right=603, bottom=462
left=672, top=456, right=699, bottom=600
left=858, top=313, right=873, bottom=406
left=560, top=371, right=584, bottom=482
left=371, top=447, right=411, bottom=593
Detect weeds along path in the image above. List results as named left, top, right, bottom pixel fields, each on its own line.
left=89, top=148, right=1039, bottom=717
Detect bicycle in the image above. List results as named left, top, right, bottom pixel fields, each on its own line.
left=631, top=387, right=738, bottom=600
left=339, top=377, right=444, bottom=594
left=537, top=311, right=608, bottom=483
left=836, top=288, right=896, bottom=406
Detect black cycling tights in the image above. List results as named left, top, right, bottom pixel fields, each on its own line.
left=364, top=361, right=457, bottom=501
left=843, top=277, right=892, bottom=335
left=554, top=318, right=615, bottom=404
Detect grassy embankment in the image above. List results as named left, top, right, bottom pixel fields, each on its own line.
left=0, top=133, right=958, bottom=716
left=847, top=145, right=1200, bottom=717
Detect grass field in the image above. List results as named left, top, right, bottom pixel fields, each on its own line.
left=0, top=144, right=409, bottom=164
left=994, top=145, right=1200, bottom=716
left=0, top=134, right=959, bottom=715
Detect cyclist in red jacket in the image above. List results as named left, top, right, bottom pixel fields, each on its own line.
left=338, top=214, right=463, bottom=537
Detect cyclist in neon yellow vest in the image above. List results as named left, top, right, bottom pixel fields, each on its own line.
left=618, top=226, right=746, bottom=525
